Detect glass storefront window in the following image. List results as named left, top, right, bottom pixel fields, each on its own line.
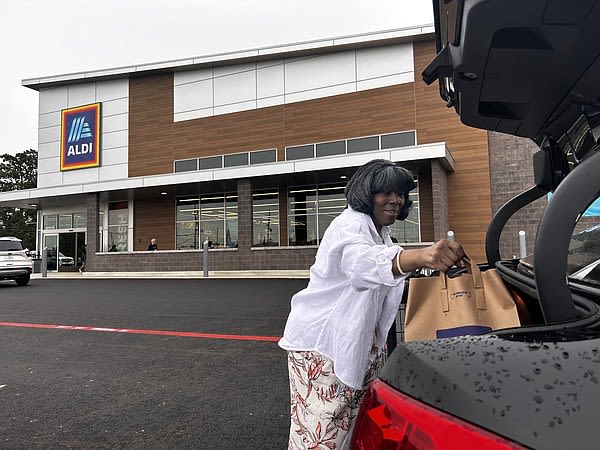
left=177, top=198, right=200, bottom=221
left=108, top=201, right=129, bottom=251
left=201, top=195, right=225, bottom=247
left=177, top=221, right=199, bottom=249
left=225, top=194, right=238, bottom=248
left=253, top=190, right=280, bottom=246
left=43, top=213, right=86, bottom=230
left=288, top=184, right=345, bottom=246
left=317, top=186, right=346, bottom=242
left=43, top=215, right=58, bottom=230
left=389, top=189, right=420, bottom=243
left=288, top=187, right=317, bottom=246
left=175, top=193, right=238, bottom=249
left=176, top=197, right=199, bottom=249
left=287, top=181, right=420, bottom=245
left=59, top=214, right=73, bottom=229
left=73, top=212, right=86, bottom=228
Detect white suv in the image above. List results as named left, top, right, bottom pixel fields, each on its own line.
left=0, top=237, right=33, bottom=286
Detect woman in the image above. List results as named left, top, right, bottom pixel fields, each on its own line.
left=279, top=159, right=464, bottom=449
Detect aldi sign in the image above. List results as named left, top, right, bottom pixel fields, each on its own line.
left=60, top=103, right=101, bottom=171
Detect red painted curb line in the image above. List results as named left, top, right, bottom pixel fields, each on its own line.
left=0, top=321, right=280, bottom=342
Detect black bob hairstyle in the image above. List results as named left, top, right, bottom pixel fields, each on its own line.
left=344, top=159, right=416, bottom=221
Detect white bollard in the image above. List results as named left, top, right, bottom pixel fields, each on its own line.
left=203, top=239, right=209, bottom=277
left=519, top=230, right=527, bottom=258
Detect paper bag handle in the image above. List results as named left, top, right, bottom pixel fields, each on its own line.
left=439, top=256, right=486, bottom=313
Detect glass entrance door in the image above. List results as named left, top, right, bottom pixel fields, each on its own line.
left=43, top=234, right=58, bottom=272
left=58, top=233, right=78, bottom=272
left=42, top=232, right=85, bottom=272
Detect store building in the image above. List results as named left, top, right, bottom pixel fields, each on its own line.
left=0, top=25, right=541, bottom=273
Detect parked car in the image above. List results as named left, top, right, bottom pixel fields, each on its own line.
left=346, top=1, right=600, bottom=448
left=57, top=252, right=75, bottom=267
left=46, top=250, right=75, bottom=269
left=0, top=236, right=33, bottom=286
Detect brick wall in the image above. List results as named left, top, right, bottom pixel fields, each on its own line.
left=86, top=193, right=99, bottom=267
left=91, top=247, right=318, bottom=272
left=431, top=160, right=450, bottom=241
left=487, top=131, right=545, bottom=258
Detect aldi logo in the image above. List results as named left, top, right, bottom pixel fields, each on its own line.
left=60, top=103, right=101, bottom=171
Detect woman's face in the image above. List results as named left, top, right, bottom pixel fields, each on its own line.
left=371, top=191, right=404, bottom=232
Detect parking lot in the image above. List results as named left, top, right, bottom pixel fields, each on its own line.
left=0, top=277, right=307, bottom=449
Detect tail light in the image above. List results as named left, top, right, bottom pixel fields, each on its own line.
left=348, top=379, right=525, bottom=450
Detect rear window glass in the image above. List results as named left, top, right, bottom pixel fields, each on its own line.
left=567, top=223, right=600, bottom=286
left=0, top=241, right=24, bottom=251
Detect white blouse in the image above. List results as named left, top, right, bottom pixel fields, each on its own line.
left=279, top=207, right=407, bottom=389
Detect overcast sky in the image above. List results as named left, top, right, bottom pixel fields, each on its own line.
left=1, top=0, right=433, bottom=156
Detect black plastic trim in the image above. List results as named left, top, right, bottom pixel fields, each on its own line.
left=485, top=186, right=547, bottom=266
left=534, top=150, right=600, bottom=323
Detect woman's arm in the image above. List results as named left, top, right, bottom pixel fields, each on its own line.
left=393, top=239, right=465, bottom=275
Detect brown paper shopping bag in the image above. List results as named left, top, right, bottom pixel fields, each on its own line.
left=404, top=257, right=521, bottom=341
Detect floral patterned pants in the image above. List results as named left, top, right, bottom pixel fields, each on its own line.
left=286, top=348, right=385, bottom=450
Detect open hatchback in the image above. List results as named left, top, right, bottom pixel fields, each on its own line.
left=346, top=1, right=600, bottom=449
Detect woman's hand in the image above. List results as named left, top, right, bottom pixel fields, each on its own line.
left=398, top=239, right=465, bottom=273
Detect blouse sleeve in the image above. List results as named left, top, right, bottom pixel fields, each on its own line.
left=327, top=217, right=404, bottom=291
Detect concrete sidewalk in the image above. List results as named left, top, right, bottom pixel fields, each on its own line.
left=31, top=269, right=310, bottom=279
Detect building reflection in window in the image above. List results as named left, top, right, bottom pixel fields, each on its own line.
left=108, top=201, right=129, bottom=251
left=288, top=184, right=345, bottom=246
left=287, top=180, right=420, bottom=246
left=176, top=192, right=238, bottom=249
left=388, top=187, right=420, bottom=244
left=252, top=190, right=280, bottom=246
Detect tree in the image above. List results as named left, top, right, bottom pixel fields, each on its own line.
left=0, top=149, right=38, bottom=249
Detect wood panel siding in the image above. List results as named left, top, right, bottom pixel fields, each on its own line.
left=173, top=105, right=287, bottom=160
left=282, top=84, right=416, bottom=146
left=129, top=74, right=175, bottom=177
left=133, top=196, right=175, bottom=251
left=414, top=40, right=492, bottom=261
left=129, top=76, right=418, bottom=175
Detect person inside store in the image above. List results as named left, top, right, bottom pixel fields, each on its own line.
left=79, top=244, right=87, bottom=273
left=278, top=159, right=465, bottom=449
left=147, top=238, right=158, bottom=251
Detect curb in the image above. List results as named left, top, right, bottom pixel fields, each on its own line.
left=31, top=270, right=310, bottom=280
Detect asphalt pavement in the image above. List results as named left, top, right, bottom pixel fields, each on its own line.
left=0, top=277, right=308, bottom=449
